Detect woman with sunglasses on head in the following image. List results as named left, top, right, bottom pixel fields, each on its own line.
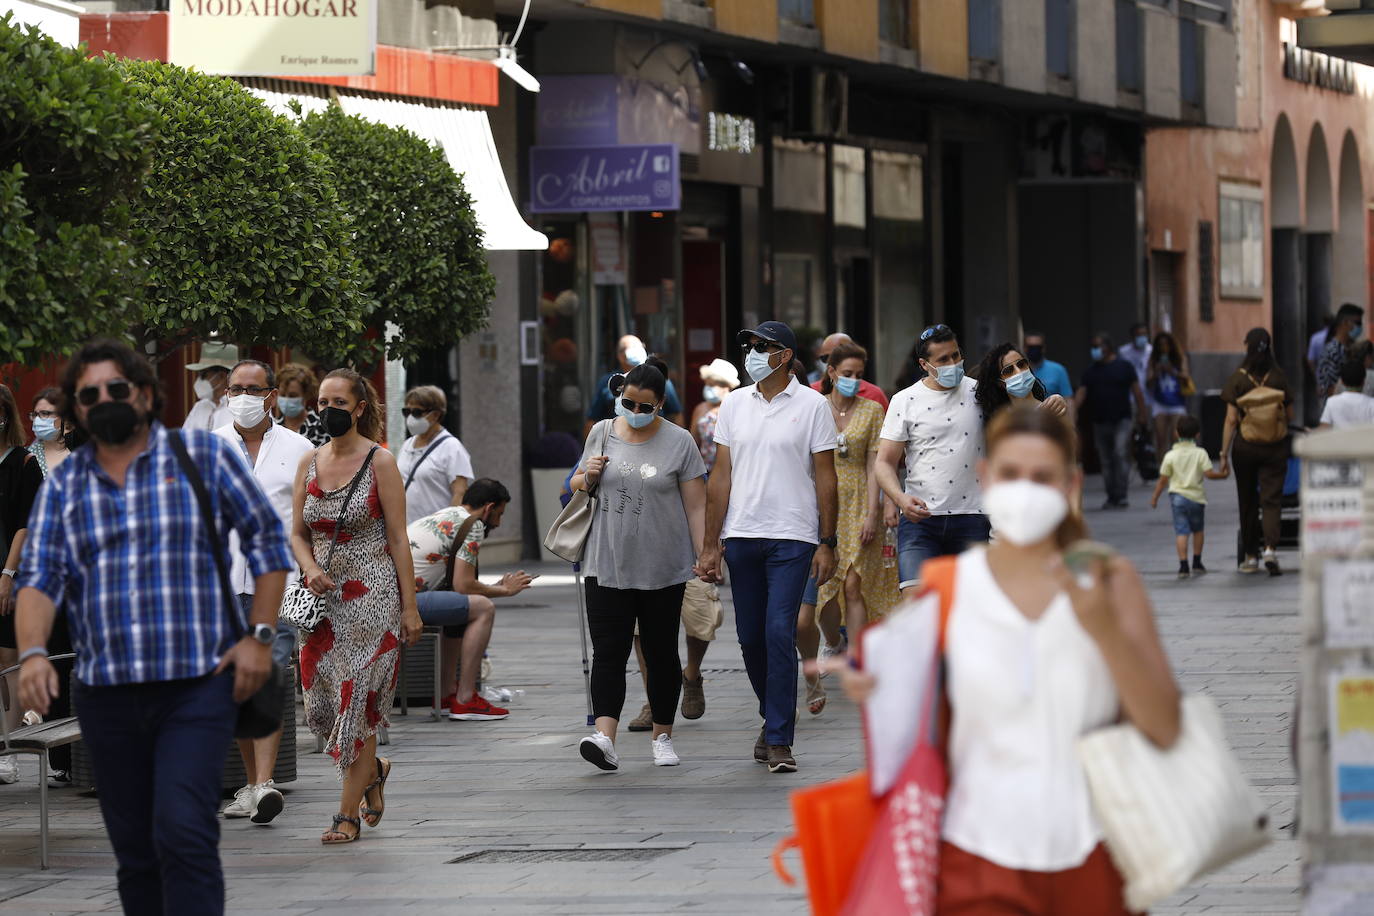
left=571, top=358, right=707, bottom=771
left=395, top=385, right=474, bottom=524
left=973, top=342, right=1070, bottom=426
left=291, top=368, right=422, bottom=844
left=797, top=342, right=899, bottom=717
left=824, top=407, right=1179, bottom=914
left=275, top=363, right=329, bottom=447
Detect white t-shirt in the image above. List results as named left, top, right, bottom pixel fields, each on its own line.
left=880, top=376, right=985, bottom=515
left=396, top=432, right=474, bottom=523
left=407, top=505, right=484, bottom=593
left=184, top=396, right=230, bottom=433
left=713, top=376, right=837, bottom=544
left=1319, top=391, right=1374, bottom=429
left=213, top=421, right=315, bottom=595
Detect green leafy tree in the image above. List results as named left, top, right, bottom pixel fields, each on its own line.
left=0, top=15, right=156, bottom=365
left=118, top=60, right=370, bottom=361
left=299, top=106, right=495, bottom=364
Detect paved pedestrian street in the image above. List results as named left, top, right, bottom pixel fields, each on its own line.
left=0, top=474, right=1300, bottom=914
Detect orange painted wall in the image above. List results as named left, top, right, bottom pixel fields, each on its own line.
left=915, top=0, right=968, bottom=80
left=1144, top=3, right=1374, bottom=357
left=817, top=0, right=879, bottom=61
left=713, top=0, right=780, bottom=44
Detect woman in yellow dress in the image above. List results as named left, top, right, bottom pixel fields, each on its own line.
left=797, top=341, right=899, bottom=715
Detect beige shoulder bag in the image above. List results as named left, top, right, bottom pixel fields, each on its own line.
left=543, top=420, right=611, bottom=563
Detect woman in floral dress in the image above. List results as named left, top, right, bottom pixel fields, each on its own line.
left=797, top=342, right=899, bottom=715
left=291, top=368, right=421, bottom=845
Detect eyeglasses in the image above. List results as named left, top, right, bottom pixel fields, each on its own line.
left=29, top=409, right=58, bottom=420
left=400, top=407, right=434, bottom=419
left=741, top=340, right=784, bottom=354
left=76, top=379, right=133, bottom=407
left=920, top=324, right=951, bottom=341
left=619, top=398, right=657, bottom=415
left=227, top=385, right=274, bottom=397
left=999, top=358, right=1030, bottom=378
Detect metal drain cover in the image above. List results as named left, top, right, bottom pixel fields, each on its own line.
left=448, top=847, right=680, bottom=865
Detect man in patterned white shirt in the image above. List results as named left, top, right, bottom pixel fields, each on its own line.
left=407, top=479, right=533, bottom=721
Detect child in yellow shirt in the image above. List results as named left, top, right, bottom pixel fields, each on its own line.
left=1150, top=415, right=1229, bottom=578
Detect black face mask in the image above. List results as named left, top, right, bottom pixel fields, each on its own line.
left=1026, top=346, right=1044, bottom=364
left=86, top=402, right=142, bottom=445
left=322, top=406, right=355, bottom=438
left=64, top=427, right=88, bottom=451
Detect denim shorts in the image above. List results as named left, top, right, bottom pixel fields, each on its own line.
left=1170, top=494, right=1206, bottom=535
left=236, top=594, right=298, bottom=668
left=416, top=590, right=471, bottom=638
left=800, top=574, right=819, bottom=607
left=896, top=514, right=993, bottom=589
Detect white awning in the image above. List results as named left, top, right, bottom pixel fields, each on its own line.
left=337, top=95, right=548, bottom=251
left=241, top=83, right=547, bottom=251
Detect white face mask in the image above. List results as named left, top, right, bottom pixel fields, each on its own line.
left=228, top=394, right=267, bottom=428
left=193, top=378, right=216, bottom=402
left=984, top=479, right=1069, bottom=547
left=405, top=413, right=432, bottom=436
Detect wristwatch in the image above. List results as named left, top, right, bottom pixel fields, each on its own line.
left=1, top=568, right=15, bottom=579
left=818, top=536, right=838, bottom=548
left=249, top=623, right=275, bottom=646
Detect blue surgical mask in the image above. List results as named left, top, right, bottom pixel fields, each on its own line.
left=1004, top=370, right=1036, bottom=399
left=33, top=416, right=60, bottom=441
left=702, top=384, right=722, bottom=405
left=931, top=361, right=965, bottom=389
left=278, top=396, right=305, bottom=418
left=615, top=398, right=656, bottom=429
left=1351, top=323, right=1363, bottom=341
left=745, top=349, right=780, bottom=383
left=835, top=376, right=861, bottom=398
left=1134, top=335, right=1149, bottom=350
left=1091, top=346, right=1104, bottom=361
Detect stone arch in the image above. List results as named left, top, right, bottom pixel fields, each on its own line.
left=1334, top=130, right=1367, bottom=308
left=1306, top=123, right=1334, bottom=232
left=1271, top=114, right=1300, bottom=228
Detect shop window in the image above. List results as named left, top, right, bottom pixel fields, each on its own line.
left=539, top=220, right=589, bottom=439
left=1218, top=181, right=1263, bottom=300
left=833, top=145, right=867, bottom=230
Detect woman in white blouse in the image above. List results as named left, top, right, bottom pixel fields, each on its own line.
left=395, top=385, right=474, bottom=523
left=829, top=406, right=1179, bottom=914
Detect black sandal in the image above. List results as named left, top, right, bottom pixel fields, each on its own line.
left=359, top=757, right=391, bottom=827
left=321, top=813, right=361, bottom=845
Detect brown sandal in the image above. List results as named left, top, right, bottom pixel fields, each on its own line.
left=359, top=757, right=391, bottom=827
left=321, top=813, right=361, bottom=845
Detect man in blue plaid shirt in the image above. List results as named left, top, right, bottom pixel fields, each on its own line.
left=16, top=339, right=292, bottom=916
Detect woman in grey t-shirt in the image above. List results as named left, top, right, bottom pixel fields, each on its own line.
left=571, top=361, right=706, bottom=771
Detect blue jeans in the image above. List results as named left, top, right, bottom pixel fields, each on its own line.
left=416, top=590, right=471, bottom=637
left=723, top=538, right=815, bottom=747
left=236, top=594, right=297, bottom=668
left=896, top=514, right=992, bottom=589
left=73, top=672, right=238, bottom=916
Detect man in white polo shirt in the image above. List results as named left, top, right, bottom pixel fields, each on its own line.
left=697, top=321, right=838, bottom=774
left=212, top=359, right=314, bottom=825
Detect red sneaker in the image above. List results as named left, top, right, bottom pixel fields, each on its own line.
left=439, top=694, right=457, bottom=715
left=448, top=694, right=510, bottom=721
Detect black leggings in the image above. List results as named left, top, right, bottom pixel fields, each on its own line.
left=584, top=578, right=686, bottom=726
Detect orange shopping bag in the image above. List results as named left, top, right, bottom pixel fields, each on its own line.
left=772, top=769, right=880, bottom=916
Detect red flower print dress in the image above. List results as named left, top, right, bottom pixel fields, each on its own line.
left=299, top=458, right=401, bottom=776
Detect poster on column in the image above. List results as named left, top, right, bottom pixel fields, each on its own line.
left=170, top=0, right=377, bottom=76
left=1322, top=559, right=1374, bottom=648
left=1329, top=672, right=1374, bottom=835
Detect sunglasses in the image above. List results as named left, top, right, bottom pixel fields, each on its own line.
left=920, top=324, right=951, bottom=341
left=619, top=398, right=657, bottom=415
left=76, top=379, right=134, bottom=407
left=741, top=340, right=784, bottom=354
left=999, top=357, right=1031, bottom=378
left=400, top=407, right=435, bottom=419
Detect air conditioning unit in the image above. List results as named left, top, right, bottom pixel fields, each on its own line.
left=789, top=67, right=848, bottom=137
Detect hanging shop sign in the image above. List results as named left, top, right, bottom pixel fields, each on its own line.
left=530, top=144, right=680, bottom=213
left=170, top=0, right=377, bottom=76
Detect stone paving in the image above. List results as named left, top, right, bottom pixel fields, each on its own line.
left=0, top=472, right=1301, bottom=914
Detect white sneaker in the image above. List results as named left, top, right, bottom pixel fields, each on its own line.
left=0, top=755, right=18, bottom=785
left=223, top=784, right=255, bottom=818
left=579, top=731, right=619, bottom=771
left=250, top=781, right=284, bottom=824
left=1263, top=548, right=1281, bottom=576
left=1238, top=556, right=1259, bottom=574
left=651, top=734, right=680, bottom=767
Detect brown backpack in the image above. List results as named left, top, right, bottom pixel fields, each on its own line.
left=1236, top=372, right=1287, bottom=443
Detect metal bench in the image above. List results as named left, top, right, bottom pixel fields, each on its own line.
left=1, top=653, right=80, bottom=869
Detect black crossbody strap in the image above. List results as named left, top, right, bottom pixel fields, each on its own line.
left=167, top=431, right=241, bottom=634
left=404, top=431, right=449, bottom=490
left=319, top=445, right=378, bottom=577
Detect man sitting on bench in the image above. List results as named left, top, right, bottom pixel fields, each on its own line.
left=409, top=478, right=533, bottom=720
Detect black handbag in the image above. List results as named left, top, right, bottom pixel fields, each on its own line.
left=167, top=430, right=283, bottom=740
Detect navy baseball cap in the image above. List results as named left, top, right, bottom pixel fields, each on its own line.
left=737, top=321, right=798, bottom=354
